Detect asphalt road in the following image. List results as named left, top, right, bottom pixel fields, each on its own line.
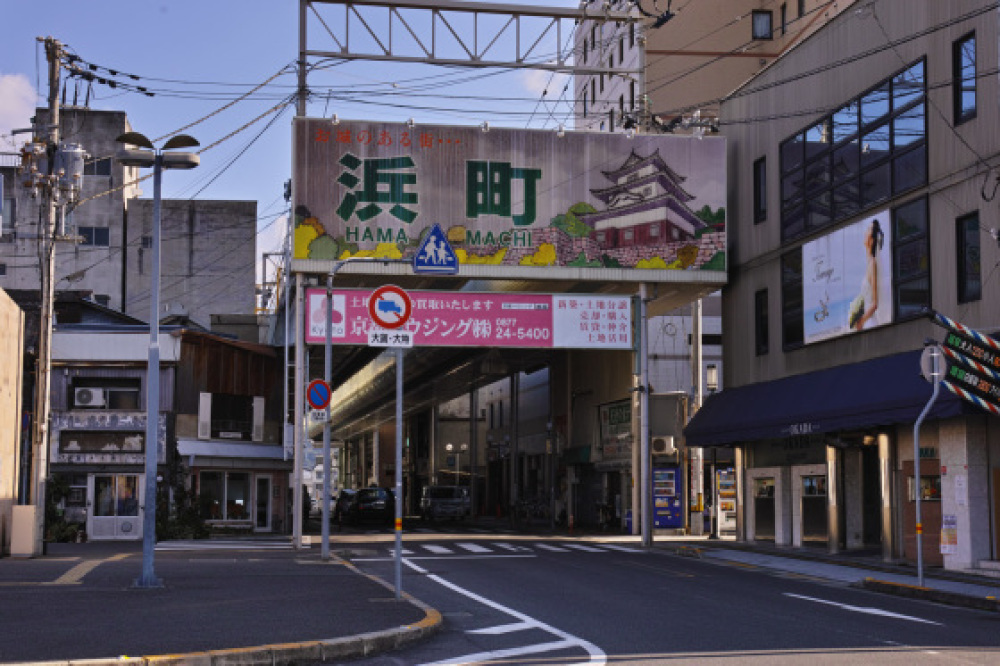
left=338, top=529, right=1000, bottom=665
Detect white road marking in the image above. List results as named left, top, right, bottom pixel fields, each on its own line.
left=457, top=542, right=492, bottom=553
left=599, top=544, right=641, bottom=553
left=155, top=540, right=293, bottom=551
left=404, top=558, right=606, bottom=666
left=535, top=544, right=569, bottom=552
left=564, top=544, right=605, bottom=553
left=784, top=593, right=942, bottom=625
left=423, top=544, right=453, bottom=555
left=467, top=622, right=534, bottom=635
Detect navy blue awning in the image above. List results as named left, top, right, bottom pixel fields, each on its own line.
left=684, top=350, right=970, bottom=447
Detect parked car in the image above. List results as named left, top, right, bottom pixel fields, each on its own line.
left=332, top=489, right=357, bottom=524
left=420, top=485, right=471, bottom=522
left=343, top=487, right=394, bottom=525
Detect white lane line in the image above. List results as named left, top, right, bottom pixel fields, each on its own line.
left=784, top=593, right=942, bottom=625
left=404, top=558, right=605, bottom=666
left=423, top=544, right=453, bottom=555
left=354, top=554, right=534, bottom=563
left=457, top=542, right=492, bottom=553
left=535, top=544, right=569, bottom=552
left=599, top=544, right=641, bottom=553
left=467, top=622, right=534, bottom=635
left=563, top=544, right=605, bottom=553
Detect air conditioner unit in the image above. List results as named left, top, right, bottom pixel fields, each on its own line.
left=651, top=435, right=676, bottom=456
left=74, top=387, right=106, bottom=408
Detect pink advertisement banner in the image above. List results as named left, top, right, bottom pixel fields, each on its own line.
left=305, top=288, right=632, bottom=350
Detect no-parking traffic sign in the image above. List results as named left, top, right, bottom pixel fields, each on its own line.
left=368, top=285, right=412, bottom=330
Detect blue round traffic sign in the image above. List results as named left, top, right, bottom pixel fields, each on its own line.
left=307, top=379, right=332, bottom=410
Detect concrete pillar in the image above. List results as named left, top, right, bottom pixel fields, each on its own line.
left=734, top=446, right=745, bottom=542
left=844, top=448, right=864, bottom=550
left=878, top=433, right=894, bottom=562
left=826, top=445, right=840, bottom=555
left=940, top=416, right=990, bottom=571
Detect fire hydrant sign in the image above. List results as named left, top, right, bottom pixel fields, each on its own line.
left=305, top=289, right=632, bottom=350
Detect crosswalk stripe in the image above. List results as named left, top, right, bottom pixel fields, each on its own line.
left=535, top=544, right=569, bottom=552
left=600, top=544, right=640, bottom=553
left=494, top=543, right=524, bottom=552
left=563, top=544, right=604, bottom=552
left=423, top=544, right=454, bottom=554
left=457, top=542, right=492, bottom=553
left=156, top=540, right=293, bottom=551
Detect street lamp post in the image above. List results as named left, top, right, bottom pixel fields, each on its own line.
left=446, top=443, right=468, bottom=484
left=116, top=132, right=200, bottom=589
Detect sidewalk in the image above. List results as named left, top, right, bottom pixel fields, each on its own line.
left=654, top=535, right=1000, bottom=612
left=0, top=540, right=439, bottom=665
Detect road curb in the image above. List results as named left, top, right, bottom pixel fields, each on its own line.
left=858, top=577, right=1000, bottom=612
left=7, top=554, right=443, bottom=666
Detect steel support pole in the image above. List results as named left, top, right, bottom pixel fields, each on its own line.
left=394, top=347, right=404, bottom=599
left=640, top=284, right=651, bottom=547
left=293, top=274, right=305, bottom=548
left=136, top=155, right=164, bottom=589
left=321, top=277, right=333, bottom=560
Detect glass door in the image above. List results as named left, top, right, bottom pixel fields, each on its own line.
left=255, top=475, right=272, bottom=532
left=87, top=474, right=143, bottom=540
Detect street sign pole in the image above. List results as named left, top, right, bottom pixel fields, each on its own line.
left=914, top=343, right=944, bottom=586
left=395, top=346, right=404, bottom=600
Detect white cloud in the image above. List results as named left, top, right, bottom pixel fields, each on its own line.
left=520, top=69, right=571, bottom=98
left=0, top=74, right=37, bottom=149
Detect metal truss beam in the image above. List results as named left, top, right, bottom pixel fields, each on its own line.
left=300, top=0, right=641, bottom=76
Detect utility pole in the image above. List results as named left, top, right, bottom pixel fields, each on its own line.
left=29, top=37, right=64, bottom=555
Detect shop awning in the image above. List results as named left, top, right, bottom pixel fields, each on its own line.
left=177, top=439, right=292, bottom=470
left=684, top=350, right=970, bottom=447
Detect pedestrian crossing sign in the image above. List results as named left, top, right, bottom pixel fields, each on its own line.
left=413, top=224, right=459, bottom=275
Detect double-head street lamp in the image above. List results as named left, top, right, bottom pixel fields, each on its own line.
left=445, top=443, right=468, bottom=484
left=115, top=132, right=199, bottom=588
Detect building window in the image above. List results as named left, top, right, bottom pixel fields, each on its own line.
left=630, top=22, right=635, bottom=48
left=753, top=157, right=767, bottom=224
left=83, top=157, right=112, bottom=177
left=755, top=289, right=769, bottom=355
left=953, top=32, right=976, bottom=124
left=609, top=109, right=615, bottom=132
left=752, top=10, right=773, bottom=40
left=619, top=95, right=625, bottom=115
left=1, top=196, right=15, bottom=236
left=0, top=263, right=6, bottom=276
left=779, top=59, right=926, bottom=243
left=583, top=38, right=588, bottom=64
left=79, top=226, right=110, bottom=247
left=780, top=3, right=787, bottom=35
left=141, top=235, right=153, bottom=249
left=957, top=211, right=981, bottom=303
left=781, top=251, right=804, bottom=349
left=630, top=81, right=635, bottom=110
left=619, top=36, right=624, bottom=63
left=798, top=0, right=806, bottom=18
left=93, top=294, right=111, bottom=307
left=591, top=78, right=596, bottom=105
left=73, top=380, right=141, bottom=410
left=893, top=196, right=930, bottom=320
left=199, top=471, right=250, bottom=521
left=600, top=73, right=605, bottom=93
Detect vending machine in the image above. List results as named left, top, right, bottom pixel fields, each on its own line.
left=716, top=468, right=737, bottom=535
left=653, top=467, right=685, bottom=529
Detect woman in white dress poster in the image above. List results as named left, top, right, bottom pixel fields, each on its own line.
left=849, top=218, right=885, bottom=330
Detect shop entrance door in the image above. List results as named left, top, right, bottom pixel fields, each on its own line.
left=754, top=478, right=775, bottom=541
left=88, top=474, right=143, bottom=540
left=255, top=475, right=272, bottom=532
left=801, top=474, right=828, bottom=542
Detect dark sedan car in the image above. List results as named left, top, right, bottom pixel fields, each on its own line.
left=343, top=487, right=395, bottom=525
left=332, top=489, right=356, bottom=524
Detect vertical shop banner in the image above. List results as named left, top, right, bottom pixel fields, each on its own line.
left=292, top=119, right=726, bottom=276
left=802, top=209, right=893, bottom=344
left=305, top=289, right=632, bottom=350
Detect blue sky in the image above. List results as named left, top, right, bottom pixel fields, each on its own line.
left=0, top=0, right=578, bottom=280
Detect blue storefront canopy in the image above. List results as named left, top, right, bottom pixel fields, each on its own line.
left=684, top=349, right=971, bottom=447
